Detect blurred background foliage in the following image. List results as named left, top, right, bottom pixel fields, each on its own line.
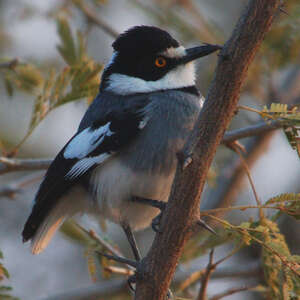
left=0, top=0, right=299, bottom=299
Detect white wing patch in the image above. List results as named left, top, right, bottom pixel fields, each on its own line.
left=64, top=123, right=113, bottom=179
left=63, top=114, right=148, bottom=180
left=64, top=123, right=112, bottom=159
left=66, top=153, right=110, bottom=179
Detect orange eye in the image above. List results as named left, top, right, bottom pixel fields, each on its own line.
left=155, top=57, right=167, bottom=68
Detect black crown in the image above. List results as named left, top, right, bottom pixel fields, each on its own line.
left=112, top=25, right=180, bottom=57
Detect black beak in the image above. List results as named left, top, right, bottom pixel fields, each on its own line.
left=180, top=44, right=222, bottom=64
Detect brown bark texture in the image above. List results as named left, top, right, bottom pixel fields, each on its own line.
left=134, top=1, right=282, bottom=299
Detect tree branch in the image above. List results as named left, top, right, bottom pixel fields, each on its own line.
left=72, top=0, right=119, bottom=39
left=222, top=120, right=282, bottom=144
left=0, top=157, right=51, bottom=175
left=210, top=285, right=257, bottom=300
left=134, top=1, right=282, bottom=299
left=197, top=249, right=215, bottom=300
left=0, top=173, right=43, bottom=198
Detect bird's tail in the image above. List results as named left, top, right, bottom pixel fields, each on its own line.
left=23, top=199, right=69, bottom=254
left=23, top=188, right=88, bottom=254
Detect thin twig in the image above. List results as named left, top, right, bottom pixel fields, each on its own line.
left=72, top=0, right=119, bottom=39
left=222, top=120, right=282, bottom=144
left=200, top=203, right=296, bottom=215
left=0, top=172, right=43, bottom=198
left=197, top=249, right=215, bottom=300
left=206, top=214, right=300, bottom=277
left=0, top=157, right=52, bottom=175
left=229, top=142, right=264, bottom=219
left=177, top=261, right=261, bottom=292
left=209, top=285, right=257, bottom=300
left=197, top=247, right=243, bottom=300
left=88, top=229, right=123, bottom=258
left=41, top=261, right=262, bottom=300
left=104, top=265, right=134, bottom=276
left=70, top=222, right=124, bottom=258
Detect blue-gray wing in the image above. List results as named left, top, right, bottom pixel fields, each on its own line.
left=22, top=92, right=149, bottom=246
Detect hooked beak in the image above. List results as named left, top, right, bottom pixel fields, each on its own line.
left=180, top=44, right=222, bottom=64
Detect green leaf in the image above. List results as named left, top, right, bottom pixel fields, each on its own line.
left=0, top=286, right=12, bottom=292
left=260, top=219, right=300, bottom=299
left=182, top=227, right=233, bottom=261
left=0, top=252, right=18, bottom=300
left=56, top=17, right=77, bottom=65
left=267, top=193, right=300, bottom=220
left=60, top=219, right=96, bottom=246
left=0, top=263, right=10, bottom=279
left=5, top=63, right=44, bottom=94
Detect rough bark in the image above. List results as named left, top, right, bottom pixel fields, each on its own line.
left=134, top=1, right=282, bottom=299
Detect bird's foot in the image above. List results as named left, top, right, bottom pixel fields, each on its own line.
left=128, top=273, right=174, bottom=300
left=131, top=196, right=167, bottom=233
left=151, top=209, right=165, bottom=233
left=97, top=251, right=138, bottom=268
left=98, top=251, right=173, bottom=299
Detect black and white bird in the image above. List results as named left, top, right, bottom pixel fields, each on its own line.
left=22, top=26, right=220, bottom=259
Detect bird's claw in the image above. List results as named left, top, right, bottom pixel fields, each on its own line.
left=128, top=273, right=174, bottom=300
left=151, top=202, right=166, bottom=233
left=151, top=212, right=163, bottom=233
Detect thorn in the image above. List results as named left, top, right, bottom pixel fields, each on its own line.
left=197, top=219, right=217, bottom=235
left=279, top=7, right=289, bottom=16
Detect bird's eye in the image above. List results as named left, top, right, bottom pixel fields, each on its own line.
left=155, top=57, right=167, bottom=68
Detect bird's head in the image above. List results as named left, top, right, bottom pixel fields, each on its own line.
left=101, top=25, right=221, bottom=95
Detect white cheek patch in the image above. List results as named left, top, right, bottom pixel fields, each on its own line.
left=160, top=46, right=186, bottom=58
left=106, top=62, right=195, bottom=95
left=64, top=123, right=112, bottom=159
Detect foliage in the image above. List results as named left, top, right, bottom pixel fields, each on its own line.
left=60, top=219, right=119, bottom=281
left=59, top=194, right=300, bottom=299
left=0, top=17, right=103, bottom=152
left=240, top=103, right=300, bottom=159
left=0, top=251, right=18, bottom=300
left=267, top=193, right=300, bottom=221
left=263, top=1, right=300, bottom=69
left=18, top=17, right=102, bottom=149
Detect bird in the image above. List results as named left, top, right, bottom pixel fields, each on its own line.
left=22, top=25, right=220, bottom=261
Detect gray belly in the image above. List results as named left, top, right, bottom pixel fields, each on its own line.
left=90, top=157, right=176, bottom=230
